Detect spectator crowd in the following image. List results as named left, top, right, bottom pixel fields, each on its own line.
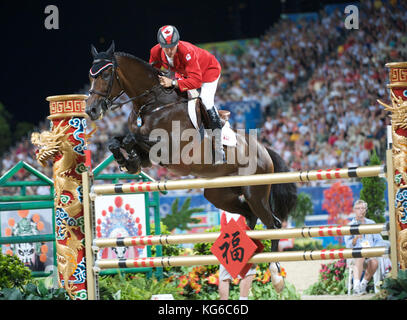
left=2, top=0, right=407, bottom=195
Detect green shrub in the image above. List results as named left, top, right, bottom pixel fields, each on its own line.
left=291, top=192, right=314, bottom=227
left=0, top=252, right=67, bottom=300
left=250, top=280, right=300, bottom=300
left=0, top=252, right=31, bottom=289
left=99, top=273, right=185, bottom=300
left=150, top=222, right=183, bottom=274
left=0, top=281, right=67, bottom=300
left=375, top=269, right=407, bottom=300
left=286, top=238, right=323, bottom=251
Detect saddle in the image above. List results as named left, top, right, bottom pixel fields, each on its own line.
left=187, top=90, right=236, bottom=147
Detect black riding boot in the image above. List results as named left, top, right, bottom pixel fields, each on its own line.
left=206, top=106, right=226, bottom=164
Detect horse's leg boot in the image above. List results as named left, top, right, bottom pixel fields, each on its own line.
left=269, top=262, right=285, bottom=293
left=122, top=134, right=142, bottom=174
left=206, top=106, right=226, bottom=165
left=108, top=137, right=128, bottom=171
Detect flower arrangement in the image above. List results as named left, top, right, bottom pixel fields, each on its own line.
left=165, top=262, right=298, bottom=300
left=167, top=265, right=219, bottom=299
left=304, top=259, right=348, bottom=295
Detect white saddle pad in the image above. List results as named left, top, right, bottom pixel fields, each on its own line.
left=187, top=90, right=237, bottom=147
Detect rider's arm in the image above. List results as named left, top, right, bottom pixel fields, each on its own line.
left=149, top=45, right=163, bottom=69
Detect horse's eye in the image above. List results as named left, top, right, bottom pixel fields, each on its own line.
left=102, top=72, right=110, bottom=81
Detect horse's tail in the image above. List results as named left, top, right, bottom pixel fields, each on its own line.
left=266, top=147, right=297, bottom=224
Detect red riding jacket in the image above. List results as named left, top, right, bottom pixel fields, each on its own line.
left=149, top=40, right=221, bottom=92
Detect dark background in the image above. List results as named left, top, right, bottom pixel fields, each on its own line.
left=0, top=0, right=350, bottom=127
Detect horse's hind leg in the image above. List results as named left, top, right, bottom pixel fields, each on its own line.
left=242, top=184, right=285, bottom=292
left=203, top=187, right=258, bottom=229
left=241, top=185, right=275, bottom=229
left=241, top=184, right=280, bottom=254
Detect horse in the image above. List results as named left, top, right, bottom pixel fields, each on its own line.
left=85, top=42, right=297, bottom=290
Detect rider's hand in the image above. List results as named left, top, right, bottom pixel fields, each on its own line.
left=158, top=75, right=173, bottom=88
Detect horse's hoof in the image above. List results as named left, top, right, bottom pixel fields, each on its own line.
left=127, top=168, right=141, bottom=175
left=125, top=155, right=141, bottom=174
left=126, top=165, right=141, bottom=175
left=272, top=276, right=285, bottom=293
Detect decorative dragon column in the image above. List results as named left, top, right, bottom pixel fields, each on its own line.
left=378, top=62, right=407, bottom=271
left=31, top=94, right=91, bottom=299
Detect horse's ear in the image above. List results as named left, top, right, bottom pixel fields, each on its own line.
left=91, top=44, right=98, bottom=58
left=106, top=41, right=115, bottom=56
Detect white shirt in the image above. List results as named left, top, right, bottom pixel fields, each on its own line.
left=165, top=53, right=174, bottom=67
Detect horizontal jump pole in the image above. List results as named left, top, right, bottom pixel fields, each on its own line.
left=93, top=223, right=388, bottom=248
left=94, top=247, right=389, bottom=269
left=91, top=165, right=384, bottom=195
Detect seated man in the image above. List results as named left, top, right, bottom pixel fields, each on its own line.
left=344, top=199, right=386, bottom=294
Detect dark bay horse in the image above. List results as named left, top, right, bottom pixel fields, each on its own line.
left=85, top=42, right=297, bottom=288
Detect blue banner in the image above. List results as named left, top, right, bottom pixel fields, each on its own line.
left=219, top=100, right=262, bottom=130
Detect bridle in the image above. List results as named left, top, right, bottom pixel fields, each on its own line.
left=88, top=55, right=127, bottom=113
left=88, top=55, right=173, bottom=113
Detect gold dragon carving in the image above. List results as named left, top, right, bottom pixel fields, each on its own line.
left=378, top=90, right=407, bottom=269
left=378, top=91, right=407, bottom=185
left=31, top=120, right=91, bottom=299
left=31, top=121, right=82, bottom=217
left=56, top=220, right=83, bottom=299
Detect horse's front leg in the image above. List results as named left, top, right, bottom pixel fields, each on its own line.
left=124, top=132, right=154, bottom=168
left=121, top=133, right=142, bottom=174
left=108, top=136, right=128, bottom=171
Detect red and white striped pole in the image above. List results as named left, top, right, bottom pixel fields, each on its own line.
left=93, top=223, right=387, bottom=248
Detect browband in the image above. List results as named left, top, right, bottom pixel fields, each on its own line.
left=89, top=61, right=114, bottom=78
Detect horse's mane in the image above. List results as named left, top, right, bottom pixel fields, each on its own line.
left=115, top=51, right=159, bottom=75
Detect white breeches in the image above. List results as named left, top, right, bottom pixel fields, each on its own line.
left=199, top=75, right=220, bottom=110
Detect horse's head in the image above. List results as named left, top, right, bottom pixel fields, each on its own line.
left=86, top=41, right=124, bottom=120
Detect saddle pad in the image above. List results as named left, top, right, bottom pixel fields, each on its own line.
left=187, top=91, right=237, bottom=147
left=221, top=121, right=237, bottom=147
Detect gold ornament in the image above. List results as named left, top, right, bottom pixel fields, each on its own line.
left=56, top=220, right=83, bottom=299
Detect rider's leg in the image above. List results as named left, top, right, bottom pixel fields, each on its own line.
left=200, top=76, right=226, bottom=164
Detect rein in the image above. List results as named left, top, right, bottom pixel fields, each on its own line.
left=138, top=96, right=198, bottom=116
left=109, top=72, right=179, bottom=111
left=109, top=84, right=162, bottom=111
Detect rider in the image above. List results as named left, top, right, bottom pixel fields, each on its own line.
left=149, top=25, right=226, bottom=164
